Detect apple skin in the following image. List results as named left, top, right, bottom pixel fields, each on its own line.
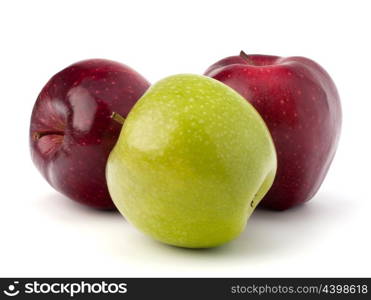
left=205, top=52, right=342, bottom=210
left=106, top=74, right=277, bottom=248
left=30, top=59, right=150, bottom=209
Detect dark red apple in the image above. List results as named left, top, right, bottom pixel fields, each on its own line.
left=205, top=52, right=342, bottom=210
left=30, top=59, right=150, bottom=209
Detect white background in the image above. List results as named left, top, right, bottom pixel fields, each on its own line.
left=0, top=0, right=370, bottom=277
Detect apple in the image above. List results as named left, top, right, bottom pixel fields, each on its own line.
left=205, top=51, right=342, bottom=210
left=30, top=59, right=150, bottom=209
left=106, top=74, right=277, bottom=248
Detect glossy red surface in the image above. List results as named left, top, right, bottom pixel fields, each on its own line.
left=205, top=53, right=342, bottom=210
left=30, top=59, right=150, bottom=209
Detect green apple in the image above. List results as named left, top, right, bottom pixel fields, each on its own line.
left=106, top=74, right=277, bottom=248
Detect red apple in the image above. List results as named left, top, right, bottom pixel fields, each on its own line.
left=30, top=59, right=150, bottom=209
left=205, top=52, right=342, bottom=210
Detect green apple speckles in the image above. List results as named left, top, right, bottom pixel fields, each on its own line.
left=106, top=74, right=277, bottom=248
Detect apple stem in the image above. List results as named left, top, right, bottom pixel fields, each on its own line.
left=32, top=131, right=64, bottom=140
left=239, top=50, right=254, bottom=65
left=111, top=112, right=125, bottom=125
left=33, top=132, right=41, bottom=140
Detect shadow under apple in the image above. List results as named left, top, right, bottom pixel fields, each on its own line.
left=36, top=191, right=352, bottom=263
